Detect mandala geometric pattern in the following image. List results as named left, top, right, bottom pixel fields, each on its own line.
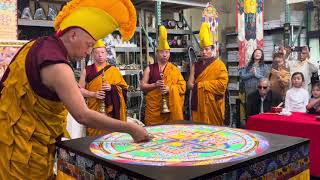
left=90, top=125, right=269, bottom=166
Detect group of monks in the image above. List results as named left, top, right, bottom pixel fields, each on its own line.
left=0, top=0, right=228, bottom=179
left=81, top=23, right=228, bottom=137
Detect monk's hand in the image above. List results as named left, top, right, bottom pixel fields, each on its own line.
left=155, top=80, right=163, bottom=88
left=127, top=122, right=150, bottom=143
left=95, top=90, right=105, bottom=99
left=188, top=83, right=195, bottom=90
left=101, top=83, right=111, bottom=91
left=161, top=86, right=169, bottom=94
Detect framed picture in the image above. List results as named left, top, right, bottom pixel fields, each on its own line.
left=0, top=40, right=28, bottom=79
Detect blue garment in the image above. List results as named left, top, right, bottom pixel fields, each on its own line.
left=239, top=64, right=269, bottom=96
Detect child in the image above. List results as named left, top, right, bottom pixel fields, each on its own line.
left=285, top=72, right=309, bottom=112
left=306, top=82, right=320, bottom=114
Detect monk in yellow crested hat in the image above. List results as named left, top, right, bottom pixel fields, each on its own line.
left=187, top=21, right=228, bottom=126
left=140, top=25, right=186, bottom=126
left=199, top=22, right=213, bottom=48
left=158, top=25, right=170, bottom=50
left=54, top=0, right=136, bottom=41
left=79, top=39, right=129, bottom=137
left=0, top=0, right=150, bottom=179
left=93, top=39, right=106, bottom=49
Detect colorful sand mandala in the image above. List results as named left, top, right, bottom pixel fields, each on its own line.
left=90, top=125, right=269, bottom=166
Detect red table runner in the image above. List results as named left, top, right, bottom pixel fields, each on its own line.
left=246, top=112, right=320, bottom=177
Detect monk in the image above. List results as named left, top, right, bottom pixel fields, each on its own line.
left=79, top=39, right=128, bottom=136
left=140, top=26, right=186, bottom=125
left=188, top=22, right=228, bottom=125
left=0, top=1, right=149, bottom=179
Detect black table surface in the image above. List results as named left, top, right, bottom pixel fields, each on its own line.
left=57, top=123, right=309, bottom=180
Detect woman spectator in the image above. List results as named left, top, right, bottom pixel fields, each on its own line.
left=240, top=48, right=269, bottom=98
left=269, top=52, right=290, bottom=99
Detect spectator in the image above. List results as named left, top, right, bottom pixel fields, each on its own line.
left=269, top=52, right=290, bottom=99
left=285, top=72, right=309, bottom=112
left=306, top=82, right=320, bottom=114
left=288, top=46, right=318, bottom=92
left=246, top=78, right=282, bottom=117
left=240, top=49, right=269, bottom=98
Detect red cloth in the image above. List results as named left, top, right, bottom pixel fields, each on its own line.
left=246, top=112, right=320, bottom=177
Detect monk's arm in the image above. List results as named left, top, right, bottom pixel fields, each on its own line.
left=78, top=69, right=96, bottom=98
left=171, top=70, right=186, bottom=94
left=140, top=66, right=158, bottom=92
left=197, top=64, right=228, bottom=96
left=40, top=63, right=149, bottom=142
left=187, top=64, right=195, bottom=89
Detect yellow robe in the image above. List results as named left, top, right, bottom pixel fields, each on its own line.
left=145, top=63, right=186, bottom=125
left=0, top=41, right=69, bottom=179
left=192, top=58, right=228, bottom=125
left=86, top=65, right=128, bottom=136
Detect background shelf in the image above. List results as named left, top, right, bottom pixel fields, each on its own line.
left=18, top=19, right=54, bottom=27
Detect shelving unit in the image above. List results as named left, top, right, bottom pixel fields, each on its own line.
left=127, top=91, right=142, bottom=98
left=114, top=47, right=140, bottom=53
left=225, top=32, right=240, bottom=112
left=132, top=0, right=206, bottom=12
left=18, top=18, right=54, bottom=27
left=306, top=2, right=320, bottom=62
left=119, top=69, right=142, bottom=76
left=147, top=47, right=188, bottom=53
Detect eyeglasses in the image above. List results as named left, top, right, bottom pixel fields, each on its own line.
left=258, top=86, right=268, bottom=90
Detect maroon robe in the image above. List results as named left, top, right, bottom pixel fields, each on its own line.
left=1, top=35, right=71, bottom=101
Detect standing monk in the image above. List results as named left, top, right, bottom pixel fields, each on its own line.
left=140, top=26, right=186, bottom=125
left=188, top=22, right=228, bottom=125
left=0, top=1, right=149, bottom=179
left=79, top=40, right=128, bottom=136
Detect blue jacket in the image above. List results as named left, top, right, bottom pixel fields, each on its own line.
left=239, top=64, right=269, bottom=95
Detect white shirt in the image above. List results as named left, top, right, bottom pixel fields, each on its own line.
left=285, top=87, right=309, bottom=112
left=288, top=59, right=318, bottom=91
left=260, top=97, right=265, bottom=113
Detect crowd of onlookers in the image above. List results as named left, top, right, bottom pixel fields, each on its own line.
left=239, top=45, right=320, bottom=118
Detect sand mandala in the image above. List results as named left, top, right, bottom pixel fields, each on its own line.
left=90, top=125, right=269, bottom=166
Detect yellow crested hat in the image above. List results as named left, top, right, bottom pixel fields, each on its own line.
left=54, top=0, right=136, bottom=41
left=199, top=22, right=213, bottom=48
left=93, top=39, right=106, bottom=49
left=158, top=25, right=170, bottom=50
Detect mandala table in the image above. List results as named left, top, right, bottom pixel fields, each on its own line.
left=56, top=125, right=309, bottom=180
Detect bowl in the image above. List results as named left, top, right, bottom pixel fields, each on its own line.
left=271, top=107, right=283, bottom=113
